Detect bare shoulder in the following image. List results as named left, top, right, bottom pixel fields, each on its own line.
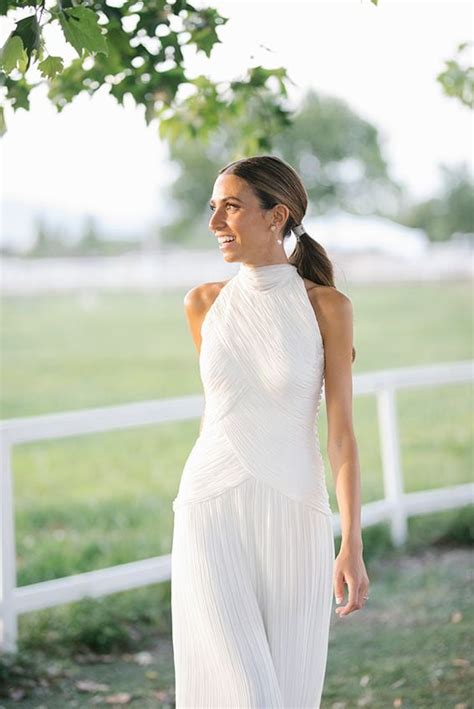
left=303, top=280, right=353, bottom=338
left=183, top=280, right=230, bottom=353
left=184, top=280, right=229, bottom=315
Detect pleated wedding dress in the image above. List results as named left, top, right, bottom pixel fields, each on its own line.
left=171, top=262, right=335, bottom=708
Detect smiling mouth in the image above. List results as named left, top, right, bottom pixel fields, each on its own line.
left=217, top=235, right=237, bottom=250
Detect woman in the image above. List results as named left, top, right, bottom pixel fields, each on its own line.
left=171, top=155, right=370, bottom=708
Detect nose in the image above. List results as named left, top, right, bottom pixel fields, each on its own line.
left=209, top=206, right=227, bottom=232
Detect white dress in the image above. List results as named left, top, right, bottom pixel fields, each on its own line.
left=171, top=262, right=335, bottom=708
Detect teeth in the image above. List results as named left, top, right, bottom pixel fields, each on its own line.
left=218, top=236, right=235, bottom=244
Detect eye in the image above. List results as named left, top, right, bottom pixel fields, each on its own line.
left=208, top=203, right=239, bottom=212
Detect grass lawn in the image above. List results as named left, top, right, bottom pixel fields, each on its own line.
left=1, top=281, right=471, bottom=577
left=0, top=280, right=472, bottom=697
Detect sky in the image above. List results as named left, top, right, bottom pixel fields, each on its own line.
left=0, top=0, right=472, bottom=248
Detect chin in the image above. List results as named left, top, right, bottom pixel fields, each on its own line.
left=221, top=252, right=239, bottom=262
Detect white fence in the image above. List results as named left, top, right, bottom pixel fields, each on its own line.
left=1, top=361, right=473, bottom=653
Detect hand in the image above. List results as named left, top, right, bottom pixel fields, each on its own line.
left=333, top=544, right=370, bottom=617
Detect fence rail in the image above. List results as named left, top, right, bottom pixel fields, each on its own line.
left=1, top=360, right=473, bottom=653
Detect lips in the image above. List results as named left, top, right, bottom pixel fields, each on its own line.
left=219, top=239, right=236, bottom=250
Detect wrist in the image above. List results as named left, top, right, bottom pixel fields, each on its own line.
left=340, top=534, right=363, bottom=552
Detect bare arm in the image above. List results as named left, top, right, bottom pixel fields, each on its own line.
left=325, top=293, right=361, bottom=549
left=183, top=282, right=225, bottom=434
left=309, top=286, right=369, bottom=616
left=311, top=287, right=362, bottom=548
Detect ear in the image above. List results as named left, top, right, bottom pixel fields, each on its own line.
left=272, top=203, right=290, bottom=230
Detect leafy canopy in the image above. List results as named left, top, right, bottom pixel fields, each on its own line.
left=2, top=0, right=468, bottom=156
left=0, top=0, right=380, bottom=151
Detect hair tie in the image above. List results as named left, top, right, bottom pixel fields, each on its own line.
left=292, top=223, right=305, bottom=242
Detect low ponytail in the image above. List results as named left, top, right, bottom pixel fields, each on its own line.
left=288, top=226, right=356, bottom=364
left=289, top=228, right=334, bottom=286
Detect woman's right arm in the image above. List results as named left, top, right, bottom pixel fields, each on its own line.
left=183, top=280, right=229, bottom=434
left=184, top=283, right=223, bottom=434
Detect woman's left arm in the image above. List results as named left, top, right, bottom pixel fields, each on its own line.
left=309, top=287, right=370, bottom=618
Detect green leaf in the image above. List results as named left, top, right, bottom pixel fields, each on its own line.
left=4, top=75, right=31, bottom=111
left=0, top=34, right=24, bottom=73
left=12, top=14, right=40, bottom=70
left=58, top=6, right=108, bottom=59
left=0, top=106, right=6, bottom=137
left=38, top=55, right=64, bottom=79
left=17, top=46, right=28, bottom=72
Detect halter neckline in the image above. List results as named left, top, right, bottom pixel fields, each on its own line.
left=237, top=262, right=297, bottom=292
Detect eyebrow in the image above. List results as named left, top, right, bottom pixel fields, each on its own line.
left=209, top=196, right=244, bottom=204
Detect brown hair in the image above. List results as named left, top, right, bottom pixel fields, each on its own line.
left=218, top=155, right=356, bottom=363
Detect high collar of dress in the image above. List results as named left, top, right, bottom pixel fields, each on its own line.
left=237, top=262, right=297, bottom=292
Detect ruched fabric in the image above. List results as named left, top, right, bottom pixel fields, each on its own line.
left=171, top=263, right=335, bottom=708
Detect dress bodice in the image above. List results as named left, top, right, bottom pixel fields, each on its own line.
left=184, top=259, right=332, bottom=515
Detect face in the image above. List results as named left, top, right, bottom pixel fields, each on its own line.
left=208, top=174, right=288, bottom=264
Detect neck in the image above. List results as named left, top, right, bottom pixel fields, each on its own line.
left=240, top=257, right=290, bottom=268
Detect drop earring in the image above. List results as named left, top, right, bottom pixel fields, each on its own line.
left=271, top=224, right=282, bottom=245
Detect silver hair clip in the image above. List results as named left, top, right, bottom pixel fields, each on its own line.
left=292, top=223, right=305, bottom=242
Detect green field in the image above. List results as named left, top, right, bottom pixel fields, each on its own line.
left=0, top=280, right=472, bottom=704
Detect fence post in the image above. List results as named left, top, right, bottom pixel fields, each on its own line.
left=0, top=435, right=18, bottom=653
left=377, top=386, right=408, bottom=547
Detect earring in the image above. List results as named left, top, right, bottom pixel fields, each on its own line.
left=271, top=224, right=282, bottom=244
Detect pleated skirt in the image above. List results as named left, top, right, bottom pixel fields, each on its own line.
left=171, top=475, right=335, bottom=708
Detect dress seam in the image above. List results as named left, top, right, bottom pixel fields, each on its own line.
left=173, top=474, right=333, bottom=518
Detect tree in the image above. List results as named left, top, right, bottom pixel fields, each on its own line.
left=27, top=215, right=65, bottom=256
left=400, top=162, right=474, bottom=242
left=0, top=0, right=296, bottom=153
left=158, top=88, right=406, bottom=246
left=0, top=0, right=382, bottom=152
left=78, top=213, right=103, bottom=255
